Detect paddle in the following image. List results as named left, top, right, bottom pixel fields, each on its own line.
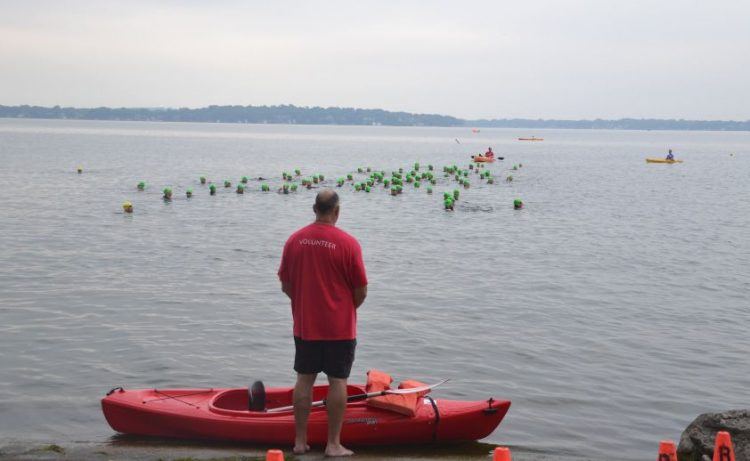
left=266, top=379, right=449, bottom=413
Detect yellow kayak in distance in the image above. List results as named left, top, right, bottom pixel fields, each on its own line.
left=646, top=158, right=683, bottom=164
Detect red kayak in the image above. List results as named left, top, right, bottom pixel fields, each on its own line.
left=101, top=384, right=510, bottom=445
left=472, top=155, right=496, bottom=163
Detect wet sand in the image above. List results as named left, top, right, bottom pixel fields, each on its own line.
left=0, top=438, right=593, bottom=461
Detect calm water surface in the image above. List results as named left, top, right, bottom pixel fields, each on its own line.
left=0, top=119, right=748, bottom=460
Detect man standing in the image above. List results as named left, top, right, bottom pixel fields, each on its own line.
left=278, top=189, right=368, bottom=457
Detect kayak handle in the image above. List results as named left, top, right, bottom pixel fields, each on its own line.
left=483, top=397, right=497, bottom=414
left=106, top=387, right=124, bottom=396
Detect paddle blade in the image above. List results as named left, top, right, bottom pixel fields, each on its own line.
left=384, top=379, right=450, bottom=395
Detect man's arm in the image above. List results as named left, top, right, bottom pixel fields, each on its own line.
left=281, top=281, right=293, bottom=300
left=349, top=239, right=367, bottom=309
left=353, top=285, right=367, bottom=309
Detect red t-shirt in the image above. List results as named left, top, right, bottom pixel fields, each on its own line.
left=278, top=223, right=367, bottom=340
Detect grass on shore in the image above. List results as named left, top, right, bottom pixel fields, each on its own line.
left=37, top=444, right=65, bottom=454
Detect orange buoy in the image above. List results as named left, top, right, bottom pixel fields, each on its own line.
left=266, top=449, right=284, bottom=461
left=658, top=440, right=677, bottom=461
left=713, top=431, right=735, bottom=461
left=493, top=446, right=511, bottom=461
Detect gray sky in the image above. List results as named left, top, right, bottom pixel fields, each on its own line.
left=1, top=0, right=749, bottom=120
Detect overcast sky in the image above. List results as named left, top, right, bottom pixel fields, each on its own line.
left=1, top=0, right=749, bottom=120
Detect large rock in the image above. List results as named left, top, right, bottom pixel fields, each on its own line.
left=677, top=410, right=750, bottom=461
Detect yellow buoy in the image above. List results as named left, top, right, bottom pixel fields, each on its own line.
left=122, top=201, right=133, bottom=213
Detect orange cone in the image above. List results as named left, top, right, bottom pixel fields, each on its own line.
left=266, top=449, right=284, bottom=461
left=493, top=446, right=512, bottom=461
left=713, top=431, right=735, bottom=461
left=658, top=440, right=677, bottom=461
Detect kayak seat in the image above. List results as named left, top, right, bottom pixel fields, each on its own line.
left=248, top=381, right=266, bottom=412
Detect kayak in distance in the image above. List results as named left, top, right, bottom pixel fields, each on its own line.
left=518, top=137, right=543, bottom=141
left=472, top=155, right=502, bottom=163
left=645, top=158, right=684, bottom=164
left=101, top=383, right=510, bottom=446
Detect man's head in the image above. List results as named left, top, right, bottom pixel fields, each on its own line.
left=314, top=189, right=340, bottom=224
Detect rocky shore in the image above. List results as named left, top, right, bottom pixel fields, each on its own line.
left=678, top=410, right=750, bottom=461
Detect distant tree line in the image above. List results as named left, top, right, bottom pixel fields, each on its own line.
left=472, top=117, right=750, bottom=131
left=1, top=104, right=748, bottom=131
left=0, top=104, right=461, bottom=127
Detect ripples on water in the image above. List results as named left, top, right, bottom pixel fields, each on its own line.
left=0, top=119, right=749, bottom=460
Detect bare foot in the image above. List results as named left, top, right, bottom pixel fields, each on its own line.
left=324, top=444, right=354, bottom=457
left=293, top=443, right=311, bottom=454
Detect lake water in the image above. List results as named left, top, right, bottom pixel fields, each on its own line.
left=0, top=119, right=748, bottom=460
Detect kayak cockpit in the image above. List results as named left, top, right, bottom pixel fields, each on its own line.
left=209, top=384, right=366, bottom=416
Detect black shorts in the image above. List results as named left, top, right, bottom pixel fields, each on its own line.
left=294, top=336, right=357, bottom=379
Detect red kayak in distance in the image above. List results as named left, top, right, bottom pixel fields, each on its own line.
left=101, top=384, right=510, bottom=446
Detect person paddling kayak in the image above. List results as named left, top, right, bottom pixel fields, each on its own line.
left=278, top=189, right=368, bottom=457
left=666, top=149, right=675, bottom=161
left=485, top=147, right=495, bottom=158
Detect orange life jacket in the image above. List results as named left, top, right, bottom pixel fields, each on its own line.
left=365, top=369, right=429, bottom=417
